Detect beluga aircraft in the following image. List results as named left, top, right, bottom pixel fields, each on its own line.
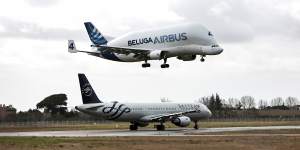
left=68, top=22, right=223, bottom=68
left=75, top=73, right=212, bottom=131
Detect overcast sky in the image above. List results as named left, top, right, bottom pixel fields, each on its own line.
left=1, top=0, right=300, bottom=111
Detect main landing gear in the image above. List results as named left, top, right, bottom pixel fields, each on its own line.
left=142, top=60, right=151, bottom=68
left=142, top=59, right=170, bottom=68
left=155, top=123, right=165, bottom=131
left=161, top=58, right=169, bottom=68
left=193, top=121, right=199, bottom=130
left=129, top=123, right=138, bottom=130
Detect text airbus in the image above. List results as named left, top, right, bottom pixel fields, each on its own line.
left=128, top=33, right=188, bottom=46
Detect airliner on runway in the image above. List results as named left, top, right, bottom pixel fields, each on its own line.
left=68, top=22, right=223, bottom=68
left=75, top=74, right=212, bottom=131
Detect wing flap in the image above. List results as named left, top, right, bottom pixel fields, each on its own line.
left=97, top=45, right=150, bottom=56
left=140, top=109, right=200, bottom=122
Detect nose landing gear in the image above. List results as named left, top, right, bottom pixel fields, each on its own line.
left=200, top=55, right=206, bottom=62
left=194, top=121, right=199, bottom=130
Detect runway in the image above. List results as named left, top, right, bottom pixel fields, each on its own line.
left=0, top=126, right=299, bottom=137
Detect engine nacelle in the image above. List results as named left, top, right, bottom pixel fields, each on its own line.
left=171, top=116, right=191, bottom=127
left=148, top=50, right=162, bottom=60
left=176, top=55, right=196, bottom=61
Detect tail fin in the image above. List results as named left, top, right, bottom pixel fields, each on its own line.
left=68, top=40, right=78, bottom=53
left=78, top=73, right=102, bottom=104
left=84, top=22, right=108, bottom=45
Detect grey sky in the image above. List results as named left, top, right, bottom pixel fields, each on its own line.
left=0, top=0, right=300, bottom=111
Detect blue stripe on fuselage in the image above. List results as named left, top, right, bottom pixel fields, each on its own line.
left=100, top=51, right=122, bottom=62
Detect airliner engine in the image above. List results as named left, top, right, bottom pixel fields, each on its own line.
left=148, top=50, right=163, bottom=60
left=177, top=55, right=196, bottom=61
left=171, top=116, right=191, bottom=127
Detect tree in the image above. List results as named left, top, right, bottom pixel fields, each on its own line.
left=16, top=109, right=43, bottom=122
left=227, top=98, right=240, bottom=109
left=240, top=96, right=255, bottom=109
left=208, top=94, right=216, bottom=110
left=258, top=99, right=268, bottom=109
left=6, top=105, right=17, bottom=112
left=235, top=101, right=242, bottom=110
left=197, top=97, right=210, bottom=106
left=215, top=93, right=223, bottom=110
left=271, top=97, right=284, bottom=107
left=36, top=94, right=68, bottom=116
left=285, top=97, right=299, bottom=107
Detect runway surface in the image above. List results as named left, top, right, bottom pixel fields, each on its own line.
left=0, top=126, right=299, bottom=137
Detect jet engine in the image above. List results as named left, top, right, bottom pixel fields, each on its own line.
left=171, top=116, right=191, bottom=127
left=176, top=55, right=196, bottom=61
left=148, top=50, right=163, bottom=60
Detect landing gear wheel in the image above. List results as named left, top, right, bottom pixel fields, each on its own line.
left=161, top=58, right=169, bottom=68
left=160, top=64, right=169, bottom=68
left=142, top=63, right=150, bottom=68
left=200, top=57, right=205, bottom=62
left=155, top=124, right=165, bottom=131
left=130, top=124, right=138, bottom=130
left=142, top=60, right=151, bottom=68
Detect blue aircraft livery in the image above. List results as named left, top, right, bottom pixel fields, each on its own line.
left=128, top=32, right=188, bottom=46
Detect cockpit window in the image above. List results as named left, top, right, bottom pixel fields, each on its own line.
left=208, top=31, right=213, bottom=36
left=211, top=45, right=219, bottom=47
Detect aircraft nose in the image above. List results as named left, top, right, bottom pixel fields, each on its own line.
left=207, top=109, right=212, bottom=117
left=205, top=107, right=212, bottom=117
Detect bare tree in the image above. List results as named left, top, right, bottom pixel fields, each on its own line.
left=258, top=99, right=268, bottom=109
left=197, top=97, right=210, bottom=106
left=271, top=97, right=284, bottom=106
left=285, top=97, right=299, bottom=107
left=227, top=98, right=240, bottom=109
left=240, top=96, right=256, bottom=109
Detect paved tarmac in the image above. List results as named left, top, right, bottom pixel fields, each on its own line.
left=0, top=126, right=299, bottom=137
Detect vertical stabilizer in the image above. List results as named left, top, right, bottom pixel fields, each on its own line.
left=78, top=73, right=102, bottom=104
left=84, top=22, right=108, bottom=45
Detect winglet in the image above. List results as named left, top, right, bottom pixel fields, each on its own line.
left=68, top=40, right=78, bottom=53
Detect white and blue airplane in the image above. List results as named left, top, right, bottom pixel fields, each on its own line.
left=68, top=22, right=223, bottom=68
left=75, top=73, right=212, bottom=131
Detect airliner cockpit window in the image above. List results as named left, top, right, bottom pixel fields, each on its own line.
left=208, top=31, right=213, bottom=36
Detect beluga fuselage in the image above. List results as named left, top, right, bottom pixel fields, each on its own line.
left=68, top=22, right=223, bottom=68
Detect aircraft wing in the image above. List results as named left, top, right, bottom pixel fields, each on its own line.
left=96, top=45, right=151, bottom=59
left=68, top=40, right=153, bottom=59
left=139, top=109, right=201, bottom=122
